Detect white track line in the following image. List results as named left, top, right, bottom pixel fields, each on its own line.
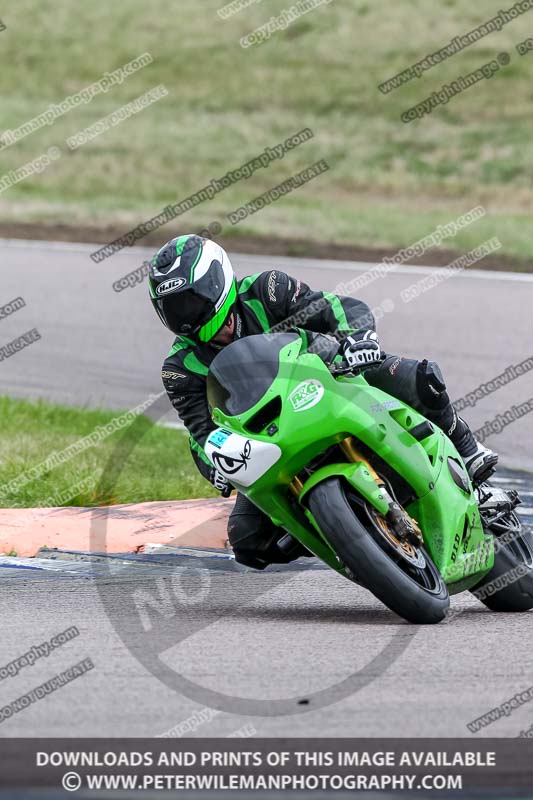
left=159, top=419, right=186, bottom=431
left=2, top=238, right=533, bottom=283
left=241, top=253, right=533, bottom=283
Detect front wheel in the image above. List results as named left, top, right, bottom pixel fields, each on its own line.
left=307, top=478, right=449, bottom=624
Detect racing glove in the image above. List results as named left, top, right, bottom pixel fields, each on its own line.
left=211, top=468, right=233, bottom=498
left=339, top=330, right=381, bottom=368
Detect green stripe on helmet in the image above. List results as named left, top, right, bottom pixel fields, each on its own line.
left=174, top=234, right=203, bottom=282
left=188, top=245, right=203, bottom=282
left=175, top=235, right=192, bottom=256
left=198, top=280, right=237, bottom=342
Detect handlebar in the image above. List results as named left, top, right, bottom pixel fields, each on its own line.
left=328, top=354, right=386, bottom=378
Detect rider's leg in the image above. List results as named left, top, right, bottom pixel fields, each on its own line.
left=364, top=355, right=498, bottom=484
left=227, top=492, right=311, bottom=569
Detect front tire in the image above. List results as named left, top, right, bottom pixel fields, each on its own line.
left=307, top=478, right=449, bottom=624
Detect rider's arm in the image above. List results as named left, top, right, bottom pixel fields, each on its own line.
left=256, top=270, right=375, bottom=337
left=162, top=368, right=215, bottom=481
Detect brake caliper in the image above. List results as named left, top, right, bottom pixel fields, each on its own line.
left=386, top=501, right=423, bottom=546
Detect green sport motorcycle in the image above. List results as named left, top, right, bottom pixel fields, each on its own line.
left=205, top=332, right=533, bottom=624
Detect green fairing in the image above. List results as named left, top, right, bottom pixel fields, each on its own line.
left=208, top=335, right=494, bottom=588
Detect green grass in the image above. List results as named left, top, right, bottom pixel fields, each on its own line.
left=0, top=396, right=216, bottom=508
left=0, top=0, right=532, bottom=259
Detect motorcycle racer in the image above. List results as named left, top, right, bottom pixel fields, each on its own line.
left=149, top=234, right=498, bottom=569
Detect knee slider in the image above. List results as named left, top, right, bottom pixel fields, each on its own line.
left=416, top=359, right=448, bottom=409
left=233, top=550, right=269, bottom=570
left=228, top=518, right=269, bottom=569
left=227, top=514, right=264, bottom=549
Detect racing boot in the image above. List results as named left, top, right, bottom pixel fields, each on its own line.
left=448, top=411, right=498, bottom=485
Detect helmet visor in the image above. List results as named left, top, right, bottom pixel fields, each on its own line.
left=157, top=288, right=215, bottom=336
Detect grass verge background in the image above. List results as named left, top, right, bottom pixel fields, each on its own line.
left=2, top=0, right=532, bottom=509
left=0, top=397, right=215, bottom=507
left=0, top=0, right=532, bottom=263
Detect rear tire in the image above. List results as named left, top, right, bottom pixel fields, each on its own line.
left=307, top=478, right=449, bottom=624
left=471, top=527, right=533, bottom=612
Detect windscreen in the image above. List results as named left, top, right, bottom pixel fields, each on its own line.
left=207, top=332, right=299, bottom=416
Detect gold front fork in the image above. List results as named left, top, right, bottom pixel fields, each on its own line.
left=341, top=437, right=423, bottom=544
left=289, top=437, right=381, bottom=498
left=339, top=437, right=383, bottom=484
left=289, top=474, right=304, bottom=497
left=290, top=437, right=423, bottom=546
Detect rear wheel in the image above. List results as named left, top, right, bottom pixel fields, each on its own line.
left=471, top=525, right=533, bottom=612
left=307, top=477, right=449, bottom=624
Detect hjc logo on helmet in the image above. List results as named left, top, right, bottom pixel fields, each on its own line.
left=156, top=277, right=186, bottom=295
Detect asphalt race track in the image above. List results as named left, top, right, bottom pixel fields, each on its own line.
left=0, top=470, right=532, bottom=741
left=1, top=238, right=533, bottom=469
left=1, top=239, right=533, bottom=742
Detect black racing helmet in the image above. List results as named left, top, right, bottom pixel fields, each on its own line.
left=148, top=235, right=236, bottom=341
